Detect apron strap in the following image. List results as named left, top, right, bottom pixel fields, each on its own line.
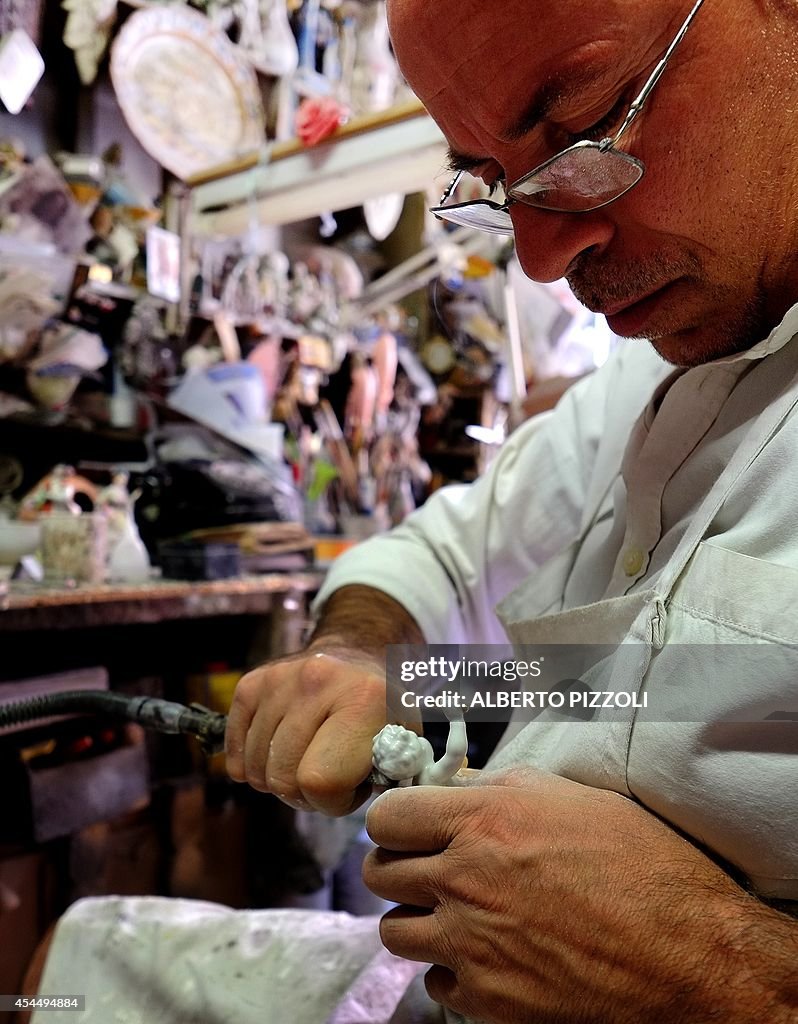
left=655, top=373, right=798, bottom=600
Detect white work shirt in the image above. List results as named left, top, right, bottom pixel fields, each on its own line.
left=317, top=303, right=798, bottom=900
left=34, top=311, right=798, bottom=1024
left=318, top=304, right=798, bottom=638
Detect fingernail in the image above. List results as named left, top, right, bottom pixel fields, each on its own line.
left=365, top=787, right=396, bottom=825
left=286, top=797, right=311, bottom=811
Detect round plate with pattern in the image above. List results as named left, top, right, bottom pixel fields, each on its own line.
left=111, top=5, right=265, bottom=181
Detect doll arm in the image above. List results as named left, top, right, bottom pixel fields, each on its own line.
left=421, top=717, right=467, bottom=786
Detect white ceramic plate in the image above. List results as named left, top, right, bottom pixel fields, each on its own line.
left=110, top=6, right=265, bottom=181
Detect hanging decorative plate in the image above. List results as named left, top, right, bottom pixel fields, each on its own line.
left=110, top=5, right=265, bottom=181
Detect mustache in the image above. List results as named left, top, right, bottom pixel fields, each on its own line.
left=566, top=250, right=702, bottom=311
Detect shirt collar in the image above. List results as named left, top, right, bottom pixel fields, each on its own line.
left=711, top=301, right=798, bottom=366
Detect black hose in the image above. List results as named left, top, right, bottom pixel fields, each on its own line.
left=0, top=691, right=228, bottom=754
left=0, top=691, right=138, bottom=728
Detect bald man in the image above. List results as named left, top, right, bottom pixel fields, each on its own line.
left=37, top=3, right=798, bottom=1023
left=224, top=1, right=798, bottom=1019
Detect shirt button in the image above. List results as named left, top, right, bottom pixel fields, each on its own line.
left=623, top=547, right=645, bottom=577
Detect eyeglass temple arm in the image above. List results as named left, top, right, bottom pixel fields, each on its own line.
left=438, top=170, right=465, bottom=206
left=603, top=0, right=706, bottom=149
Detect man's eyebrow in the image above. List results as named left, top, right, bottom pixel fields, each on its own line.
left=506, top=64, right=612, bottom=142
left=446, top=62, right=614, bottom=173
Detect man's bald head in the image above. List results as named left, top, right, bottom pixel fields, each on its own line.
left=386, top=0, right=798, bottom=366
left=388, top=0, right=645, bottom=114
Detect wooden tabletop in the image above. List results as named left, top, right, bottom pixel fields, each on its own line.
left=0, top=573, right=324, bottom=631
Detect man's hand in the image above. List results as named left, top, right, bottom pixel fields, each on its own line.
left=225, top=585, right=425, bottom=815
left=225, top=646, right=388, bottom=815
left=363, top=767, right=798, bottom=1024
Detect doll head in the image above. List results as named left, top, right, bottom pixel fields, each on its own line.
left=372, top=724, right=434, bottom=781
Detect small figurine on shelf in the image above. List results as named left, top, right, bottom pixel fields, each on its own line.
left=22, top=465, right=109, bottom=585
left=288, top=262, right=322, bottom=323
left=97, top=471, right=150, bottom=583
left=344, top=353, right=378, bottom=450
left=107, top=500, right=150, bottom=584
left=371, top=715, right=468, bottom=787
left=20, top=464, right=82, bottom=518
left=62, top=0, right=118, bottom=86
left=348, top=0, right=397, bottom=114
left=95, top=470, right=132, bottom=544
left=206, top=0, right=299, bottom=78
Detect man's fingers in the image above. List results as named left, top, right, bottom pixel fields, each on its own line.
left=378, top=906, right=454, bottom=966
left=366, top=786, right=464, bottom=851
left=365, top=775, right=553, bottom=852
left=362, top=847, right=439, bottom=908
left=424, top=964, right=471, bottom=1017
left=262, top=703, right=330, bottom=805
left=224, top=670, right=265, bottom=781
left=297, top=711, right=380, bottom=814
left=242, top=655, right=337, bottom=790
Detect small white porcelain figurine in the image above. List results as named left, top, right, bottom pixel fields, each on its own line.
left=97, top=473, right=150, bottom=584
left=95, top=471, right=132, bottom=539
left=371, top=716, right=467, bottom=787
left=106, top=504, right=150, bottom=584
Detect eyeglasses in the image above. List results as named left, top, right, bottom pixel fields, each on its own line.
left=430, top=0, right=706, bottom=234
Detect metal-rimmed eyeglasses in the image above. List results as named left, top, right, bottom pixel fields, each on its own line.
left=430, top=0, right=706, bottom=234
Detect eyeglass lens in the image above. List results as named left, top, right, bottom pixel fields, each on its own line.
left=508, top=146, right=644, bottom=213
left=433, top=145, right=645, bottom=231
left=432, top=202, right=515, bottom=235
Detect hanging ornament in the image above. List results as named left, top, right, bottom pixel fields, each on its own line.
left=0, top=0, right=45, bottom=114
left=62, top=0, right=117, bottom=86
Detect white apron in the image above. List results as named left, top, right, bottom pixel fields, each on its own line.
left=493, top=362, right=798, bottom=902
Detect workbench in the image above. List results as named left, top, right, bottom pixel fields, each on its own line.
left=0, top=570, right=327, bottom=996
left=0, top=572, right=323, bottom=679
left=0, top=571, right=323, bottom=636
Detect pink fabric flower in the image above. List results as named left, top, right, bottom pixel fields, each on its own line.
left=295, top=97, right=349, bottom=147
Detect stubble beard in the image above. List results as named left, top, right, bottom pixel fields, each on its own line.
left=566, top=253, right=771, bottom=367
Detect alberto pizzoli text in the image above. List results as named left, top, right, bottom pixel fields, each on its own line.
left=400, top=689, right=649, bottom=710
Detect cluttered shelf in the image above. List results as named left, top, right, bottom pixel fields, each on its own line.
left=185, top=99, right=448, bottom=234
left=185, top=99, right=435, bottom=186
left=0, top=571, right=323, bottom=631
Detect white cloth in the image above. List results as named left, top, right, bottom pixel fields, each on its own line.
left=32, top=897, right=434, bottom=1024
left=317, top=304, right=798, bottom=900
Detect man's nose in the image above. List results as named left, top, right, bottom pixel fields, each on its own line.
left=511, top=204, right=615, bottom=283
